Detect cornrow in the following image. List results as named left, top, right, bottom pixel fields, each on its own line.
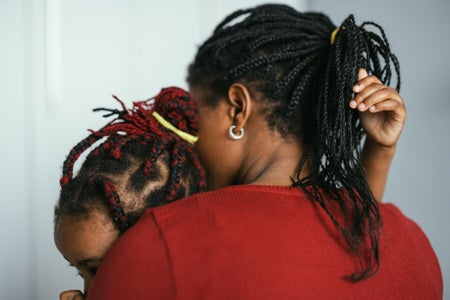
left=55, top=87, right=206, bottom=232
left=187, top=4, right=400, bottom=281
left=88, top=175, right=129, bottom=232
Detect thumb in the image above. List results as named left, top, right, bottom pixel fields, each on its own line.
left=358, top=68, right=369, bottom=80
left=60, top=290, right=85, bottom=300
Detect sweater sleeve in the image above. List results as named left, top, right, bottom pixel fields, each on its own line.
left=87, top=209, right=174, bottom=300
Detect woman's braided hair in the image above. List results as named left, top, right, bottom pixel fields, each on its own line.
left=187, top=4, right=400, bottom=281
left=55, top=87, right=206, bottom=233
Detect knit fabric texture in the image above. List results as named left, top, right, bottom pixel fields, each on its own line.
left=88, top=185, right=442, bottom=299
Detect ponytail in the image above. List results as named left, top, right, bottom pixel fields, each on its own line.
left=300, top=14, right=400, bottom=281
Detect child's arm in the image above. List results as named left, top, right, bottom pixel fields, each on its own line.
left=350, top=69, right=407, bottom=202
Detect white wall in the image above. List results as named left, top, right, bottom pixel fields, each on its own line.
left=308, top=0, right=450, bottom=298
left=0, top=0, right=304, bottom=299
left=1, top=1, right=29, bottom=299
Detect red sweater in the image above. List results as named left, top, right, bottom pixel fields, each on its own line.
left=88, top=185, right=442, bottom=299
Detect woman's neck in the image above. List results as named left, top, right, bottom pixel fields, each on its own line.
left=237, top=132, right=305, bottom=187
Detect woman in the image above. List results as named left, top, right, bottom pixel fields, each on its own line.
left=87, top=4, right=442, bottom=300
left=58, top=81, right=408, bottom=300
left=57, top=80, right=402, bottom=300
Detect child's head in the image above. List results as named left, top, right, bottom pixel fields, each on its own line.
left=54, top=87, right=206, bottom=293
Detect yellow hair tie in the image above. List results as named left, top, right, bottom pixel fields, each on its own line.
left=152, top=111, right=198, bottom=144
left=330, top=27, right=339, bottom=45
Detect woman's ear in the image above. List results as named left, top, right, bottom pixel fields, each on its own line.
left=227, top=83, right=253, bottom=131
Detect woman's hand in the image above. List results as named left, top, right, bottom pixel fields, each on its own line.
left=60, top=290, right=85, bottom=300
left=350, top=68, right=407, bottom=148
left=350, top=68, right=407, bottom=202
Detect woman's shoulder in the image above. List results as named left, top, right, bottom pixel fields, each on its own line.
left=378, top=202, right=423, bottom=227
left=151, top=184, right=306, bottom=212
left=377, top=202, right=442, bottom=293
left=378, top=202, right=437, bottom=252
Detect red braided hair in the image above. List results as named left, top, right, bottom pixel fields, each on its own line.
left=88, top=175, right=129, bottom=232
left=56, top=87, right=206, bottom=231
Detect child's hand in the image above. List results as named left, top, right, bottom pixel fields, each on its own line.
left=60, top=290, right=85, bottom=300
left=350, top=68, right=407, bottom=147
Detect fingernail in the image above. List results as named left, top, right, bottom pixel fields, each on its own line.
left=353, top=84, right=360, bottom=92
left=358, top=103, right=366, bottom=110
left=369, top=106, right=376, bottom=112
left=349, top=100, right=357, bottom=108
left=360, top=69, right=368, bottom=78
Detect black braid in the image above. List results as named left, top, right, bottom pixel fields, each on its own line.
left=187, top=4, right=400, bottom=281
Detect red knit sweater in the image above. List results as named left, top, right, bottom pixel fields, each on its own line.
left=88, top=185, right=442, bottom=299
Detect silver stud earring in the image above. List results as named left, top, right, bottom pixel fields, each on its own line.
left=228, top=125, right=244, bottom=140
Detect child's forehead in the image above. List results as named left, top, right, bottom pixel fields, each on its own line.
left=55, top=210, right=119, bottom=262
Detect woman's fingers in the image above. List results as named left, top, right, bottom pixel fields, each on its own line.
left=357, top=68, right=369, bottom=81
left=352, top=86, right=403, bottom=112
left=352, top=72, right=382, bottom=94
left=366, top=99, right=405, bottom=115
left=350, top=69, right=403, bottom=113
left=351, top=83, right=385, bottom=110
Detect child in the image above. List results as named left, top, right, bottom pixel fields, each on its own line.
left=54, top=87, right=206, bottom=299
